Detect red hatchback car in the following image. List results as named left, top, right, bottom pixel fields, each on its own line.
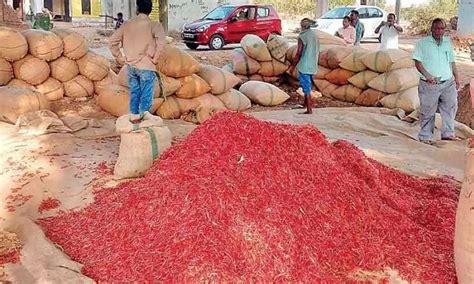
left=181, top=4, right=282, bottom=50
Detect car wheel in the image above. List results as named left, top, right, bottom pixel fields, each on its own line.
left=185, top=43, right=199, bottom=50
left=209, top=34, right=225, bottom=50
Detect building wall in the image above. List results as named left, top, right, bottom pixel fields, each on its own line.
left=458, top=0, right=474, bottom=34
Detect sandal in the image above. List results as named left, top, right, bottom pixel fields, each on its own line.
left=420, top=140, right=434, bottom=145
left=441, top=136, right=461, bottom=141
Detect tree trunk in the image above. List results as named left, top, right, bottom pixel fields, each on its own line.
left=395, top=0, right=401, bottom=23
left=315, top=0, right=328, bottom=19
left=159, top=0, right=168, bottom=33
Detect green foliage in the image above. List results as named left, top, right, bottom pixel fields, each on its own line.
left=402, top=0, right=458, bottom=34
left=329, top=0, right=354, bottom=9
left=252, top=0, right=316, bottom=16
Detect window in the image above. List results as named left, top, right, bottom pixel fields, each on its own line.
left=257, top=7, right=269, bottom=18
left=367, top=8, right=383, bottom=18
left=203, top=6, right=234, bottom=21
left=321, top=7, right=352, bottom=19
left=357, top=8, right=369, bottom=19
left=233, top=7, right=256, bottom=21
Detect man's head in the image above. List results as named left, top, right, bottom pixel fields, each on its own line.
left=350, top=10, right=359, bottom=21
left=342, top=16, right=351, bottom=28
left=136, top=0, right=152, bottom=15
left=117, top=12, right=123, bottom=19
left=300, top=18, right=316, bottom=31
left=387, top=13, right=396, bottom=25
left=431, top=18, right=446, bottom=40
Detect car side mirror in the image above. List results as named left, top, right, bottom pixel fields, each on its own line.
left=230, top=16, right=238, bottom=22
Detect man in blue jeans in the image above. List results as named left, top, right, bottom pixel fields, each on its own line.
left=292, top=18, right=320, bottom=114
left=109, top=0, right=165, bottom=123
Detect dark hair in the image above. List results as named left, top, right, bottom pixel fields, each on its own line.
left=351, top=10, right=359, bottom=16
left=137, top=0, right=153, bottom=15
left=117, top=12, right=123, bottom=17
left=432, top=18, right=446, bottom=27
left=343, top=16, right=351, bottom=21
left=388, top=13, right=396, bottom=18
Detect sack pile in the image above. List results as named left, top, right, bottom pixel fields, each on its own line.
left=0, top=27, right=111, bottom=113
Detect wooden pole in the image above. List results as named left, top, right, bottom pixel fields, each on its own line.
left=395, top=0, right=401, bottom=23
left=315, top=0, right=328, bottom=19
left=158, top=0, right=168, bottom=33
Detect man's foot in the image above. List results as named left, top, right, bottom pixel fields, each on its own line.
left=129, top=114, right=143, bottom=124
left=300, top=96, right=313, bottom=114
left=420, top=139, right=434, bottom=145
left=441, top=136, right=461, bottom=141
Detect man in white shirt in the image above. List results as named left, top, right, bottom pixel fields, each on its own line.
left=375, top=13, right=403, bottom=50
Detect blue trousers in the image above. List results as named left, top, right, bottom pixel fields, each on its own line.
left=127, top=65, right=157, bottom=116
left=298, top=72, right=313, bottom=97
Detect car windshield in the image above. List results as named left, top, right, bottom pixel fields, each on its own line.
left=321, top=7, right=352, bottom=19
left=203, top=6, right=234, bottom=20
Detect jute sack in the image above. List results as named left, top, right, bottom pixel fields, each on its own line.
left=314, top=66, right=331, bottom=80
left=368, top=68, right=419, bottom=93
left=156, top=45, right=200, bottom=78
left=231, top=48, right=261, bottom=75
left=115, top=111, right=165, bottom=134
left=156, top=95, right=198, bottom=119
left=94, top=70, right=117, bottom=94
left=339, top=50, right=370, bottom=72
left=239, top=81, right=289, bottom=106
left=222, top=64, right=234, bottom=73
left=0, top=27, right=28, bottom=62
left=52, top=29, right=88, bottom=60
left=117, top=65, right=129, bottom=87
left=258, top=59, right=289, bottom=77
left=389, top=56, right=415, bottom=71
left=325, top=68, right=355, bottom=85
left=348, top=70, right=380, bottom=90
left=97, top=84, right=163, bottom=117
left=197, top=64, right=241, bottom=94
left=286, top=44, right=339, bottom=63
left=379, top=86, right=420, bottom=112
left=327, top=46, right=353, bottom=69
left=0, top=86, right=50, bottom=123
left=0, top=58, right=13, bottom=85
left=7, top=79, right=35, bottom=90
left=316, top=30, right=347, bottom=46
left=217, top=89, right=252, bottom=111
left=318, top=49, right=330, bottom=69
left=331, top=84, right=362, bottom=103
left=360, top=49, right=412, bottom=73
left=21, top=29, right=63, bottom=61
left=13, top=55, right=50, bottom=85
left=50, top=56, right=79, bottom=82
left=249, top=74, right=280, bottom=83
left=236, top=74, right=250, bottom=83
left=118, top=66, right=182, bottom=97
left=175, top=74, right=211, bottom=99
left=241, top=34, right=272, bottom=62
left=192, top=93, right=226, bottom=110
left=77, top=52, right=110, bottom=81
left=35, top=78, right=64, bottom=101
left=355, top=88, right=387, bottom=106
left=313, top=79, right=338, bottom=98
left=184, top=94, right=227, bottom=124
left=267, top=33, right=289, bottom=63
left=63, top=75, right=94, bottom=98
left=114, top=113, right=172, bottom=179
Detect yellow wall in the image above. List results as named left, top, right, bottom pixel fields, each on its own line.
left=72, top=0, right=101, bottom=17
left=149, top=0, right=159, bottom=21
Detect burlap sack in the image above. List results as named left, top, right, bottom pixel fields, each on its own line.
left=355, top=88, right=387, bottom=106
left=368, top=68, right=419, bottom=93
left=7, top=79, right=35, bottom=90
left=94, top=70, right=117, bottom=94
left=313, top=79, right=338, bottom=98
left=197, top=64, right=241, bottom=95
left=0, top=27, right=28, bottom=62
left=63, top=75, right=94, bottom=98
left=77, top=52, right=110, bottom=81
left=267, top=33, right=289, bottom=63
left=52, top=29, right=88, bottom=60
left=117, top=65, right=128, bottom=87
left=318, top=49, right=330, bottom=69
left=286, top=45, right=297, bottom=63
left=389, top=56, right=415, bottom=71
left=339, top=50, right=370, bottom=72
left=0, top=58, right=13, bottom=85
left=331, top=84, right=362, bottom=103
left=156, top=45, right=200, bottom=78
left=183, top=94, right=227, bottom=124
left=192, top=93, right=226, bottom=109
left=239, top=81, right=289, bottom=106
left=21, top=29, right=63, bottom=62
left=316, top=30, right=347, bottom=46
left=249, top=74, right=280, bottom=83
left=241, top=34, right=272, bottom=62
left=156, top=95, right=198, bottom=119
left=236, top=74, right=250, bottom=83
left=348, top=70, right=380, bottom=90
left=360, top=49, right=412, bottom=73
left=221, top=64, right=234, bottom=73
left=327, top=46, right=353, bottom=69
left=314, top=66, right=331, bottom=80
left=118, top=66, right=181, bottom=97
left=50, top=56, right=79, bottom=82
left=379, top=86, right=420, bottom=112
left=175, top=74, right=211, bottom=99
left=0, top=86, right=50, bottom=123
left=97, top=84, right=163, bottom=117
left=231, top=48, right=261, bottom=75
left=325, top=68, right=355, bottom=85
left=115, top=111, right=165, bottom=134
left=13, top=55, right=50, bottom=85
left=258, top=59, right=289, bottom=77
left=217, top=89, right=251, bottom=111
left=35, top=77, right=64, bottom=101
left=114, top=113, right=172, bottom=179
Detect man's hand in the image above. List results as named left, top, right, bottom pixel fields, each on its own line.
left=425, top=75, right=437, bottom=84
left=455, top=78, right=461, bottom=90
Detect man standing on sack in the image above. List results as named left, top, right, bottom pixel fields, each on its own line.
left=109, top=0, right=165, bottom=124
left=413, top=18, right=461, bottom=145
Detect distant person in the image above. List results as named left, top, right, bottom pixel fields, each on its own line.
left=350, top=10, right=364, bottom=45
left=109, top=0, right=165, bottom=123
left=114, top=12, right=124, bottom=30
left=291, top=18, right=320, bottom=114
left=335, top=16, right=356, bottom=45
left=375, top=13, right=403, bottom=50
left=413, top=18, right=460, bottom=144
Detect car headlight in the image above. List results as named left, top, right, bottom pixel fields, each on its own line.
left=196, top=24, right=210, bottom=32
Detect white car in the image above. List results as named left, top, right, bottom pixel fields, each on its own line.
left=314, top=6, right=388, bottom=40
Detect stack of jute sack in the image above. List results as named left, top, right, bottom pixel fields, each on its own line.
left=0, top=27, right=112, bottom=123
left=306, top=46, right=419, bottom=113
